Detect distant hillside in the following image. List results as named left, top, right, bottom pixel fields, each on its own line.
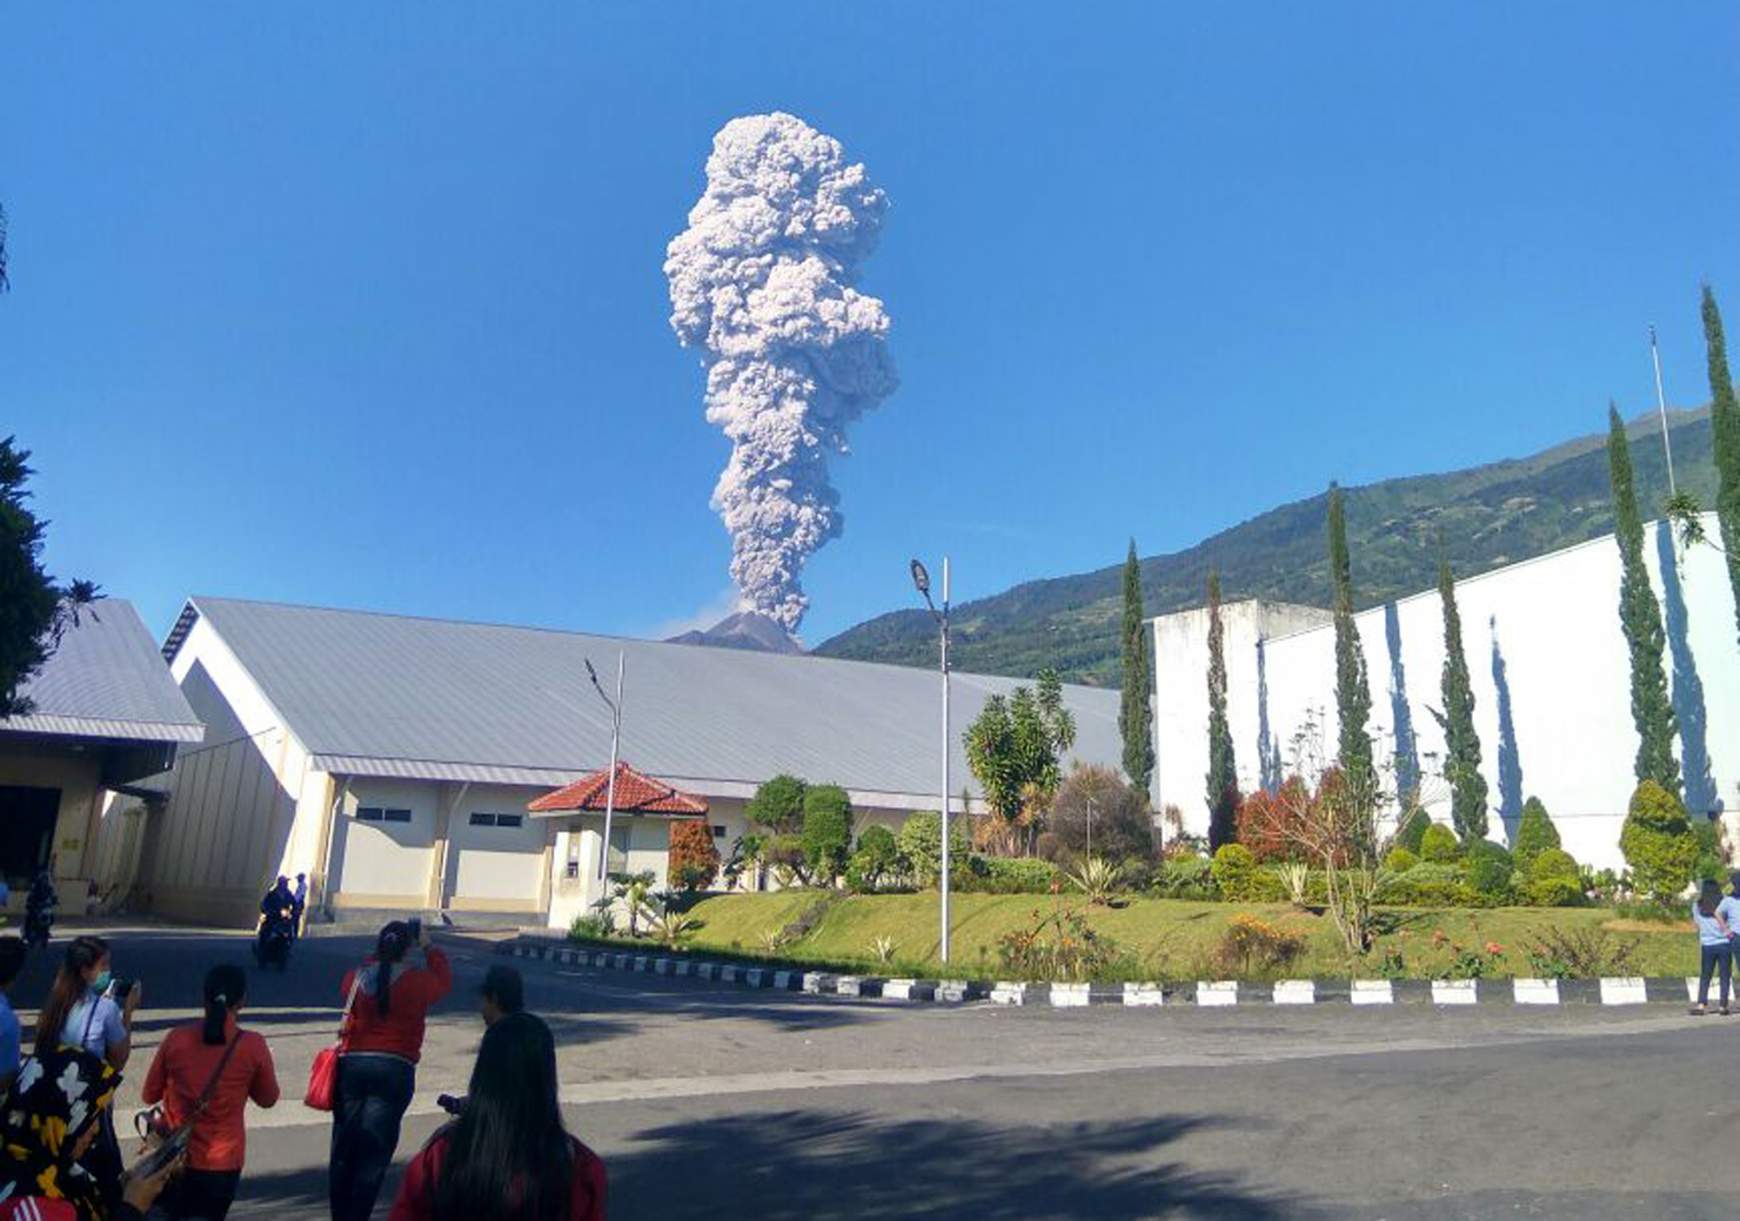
left=814, top=408, right=1716, bottom=685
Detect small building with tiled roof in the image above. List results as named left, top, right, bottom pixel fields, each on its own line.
left=528, top=763, right=709, bottom=817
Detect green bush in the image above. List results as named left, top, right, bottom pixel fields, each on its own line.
left=845, top=825, right=903, bottom=893
left=1511, top=797, right=1560, bottom=872
left=1153, top=855, right=1217, bottom=900
left=1463, top=840, right=1515, bottom=901
left=1524, top=847, right=1584, bottom=907
left=959, top=855, right=1059, bottom=894
left=1619, top=781, right=1698, bottom=903
left=747, top=774, right=808, bottom=835
left=897, top=811, right=970, bottom=888
left=1420, top=823, right=1461, bottom=864
left=1383, top=847, right=1420, bottom=873
left=1394, top=806, right=1432, bottom=854
left=800, top=784, right=854, bottom=883
left=1380, top=862, right=1486, bottom=907
left=1211, top=844, right=1258, bottom=900
left=1694, top=818, right=1726, bottom=884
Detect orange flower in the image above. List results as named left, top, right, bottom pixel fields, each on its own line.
left=1484, top=941, right=1503, bottom=956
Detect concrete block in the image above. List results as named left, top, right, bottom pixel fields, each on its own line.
left=1431, top=979, right=1478, bottom=1006
left=1196, top=981, right=1239, bottom=1007
left=1122, top=983, right=1164, bottom=1007
left=1598, top=976, right=1647, bottom=1005
left=1350, top=979, right=1394, bottom=1006
left=1273, top=980, right=1315, bottom=1005
left=1513, top=978, right=1559, bottom=1005
left=1050, top=982, right=1090, bottom=1008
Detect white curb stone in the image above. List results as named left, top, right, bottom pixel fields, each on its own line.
left=1432, top=979, right=1478, bottom=1006
left=719, top=965, right=740, bottom=984
left=834, top=976, right=865, bottom=997
left=1196, top=981, right=1238, bottom=1007
left=653, top=959, right=673, bottom=976
left=1598, top=977, right=1647, bottom=1005
left=802, top=972, right=829, bottom=994
left=1050, top=982, right=1090, bottom=1008
left=1273, top=980, right=1315, bottom=1005
left=633, top=956, right=650, bottom=973
left=1686, top=978, right=1702, bottom=1003
left=937, top=979, right=972, bottom=1003
left=1350, top=979, right=1393, bottom=1006
left=673, top=960, right=692, bottom=978
left=882, top=979, right=917, bottom=1000
left=745, top=968, right=767, bottom=988
left=772, top=970, right=799, bottom=991
left=989, top=982, right=1028, bottom=1005
left=1123, top=983, right=1164, bottom=1007
left=1513, top=978, right=1559, bottom=1005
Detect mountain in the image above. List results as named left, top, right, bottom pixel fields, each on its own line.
left=814, top=408, right=1717, bottom=685
left=668, top=610, right=805, bottom=655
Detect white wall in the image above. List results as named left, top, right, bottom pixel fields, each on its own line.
left=1153, top=517, right=1740, bottom=869
left=331, top=778, right=437, bottom=905
left=445, top=783, right=549, bottom=908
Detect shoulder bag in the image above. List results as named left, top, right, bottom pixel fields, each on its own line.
left=304, top=971, right=363, bottom=1112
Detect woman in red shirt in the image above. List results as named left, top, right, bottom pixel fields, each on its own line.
left=389, top=1011, right=605, bottom=1221
left=140, top=964, right=280, bottom=1220
left=329, top=922, right=452, bottom=1221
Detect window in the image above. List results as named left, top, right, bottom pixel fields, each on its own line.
left=606, top=826, right=630, bottom=874
left=712, top=825, right=727, bottom=839
left=468, top=812, right=524, bottom=829
left=357, top=807, right=411, bottom=824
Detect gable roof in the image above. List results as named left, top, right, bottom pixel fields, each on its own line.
left=2, top=600, right=203, bottom=744
left=165, top=596, right=1122, bottom=805
left=528, top=762, right=709, bottom=816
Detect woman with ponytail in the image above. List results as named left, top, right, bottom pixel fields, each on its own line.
left=37, top=935, right=138, bottom=1203
left=140, top=964, right=280, bottom=1219
left=329, top=920, right=452, bottom=1221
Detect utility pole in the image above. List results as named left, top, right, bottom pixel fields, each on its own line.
left=1650, top=324, right=1678, bottom=498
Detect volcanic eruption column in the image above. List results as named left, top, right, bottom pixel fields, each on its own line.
left=664, top=112, right=897, bottom=635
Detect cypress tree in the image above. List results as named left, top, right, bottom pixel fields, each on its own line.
left=1433, top=557, right=1488, bottom=841
left=1118, top=539, right=1155, bottom=793
left=1327, top=484, right=1373, bottom=782
left=1702, top=286, right=1740, bottom=645
left=1204, top=570, right=1239, bottom=848
left=1606, top=404, right=1680, bottom=795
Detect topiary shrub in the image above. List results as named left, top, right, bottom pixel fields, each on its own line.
left=667, top=819, right=721, bottom=893
left=800, top=784, right=855, bottom=884
left=1619, top=781, right=1698, bottom=904
left=1394, top=806, right=1432, bottom=854
left=1383, top=846, right=1420, bottom=873
left=1511, top=797, right=1561, bottom=873
left=897, top=811, right=970, bottom=888
left=1210, top=844, right=1284, bottom=902
left=1420, top=822, right=1461, bottom=864
left=747, top=774, right=808, bottom=835
left=959, top=855, right=1059, bottom=894
left=1380, top=863, right=1485, bottom=907
left=845, top=824, right=902, bottom=893
left=1463, top=840, right=1515, bottom=902
left=1524, top=846, right=1583, bottom=907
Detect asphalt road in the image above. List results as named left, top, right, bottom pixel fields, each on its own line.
left=11, top=923, right=1738, bottom=1219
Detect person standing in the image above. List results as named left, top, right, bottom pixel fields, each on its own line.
left=0, top=936, right=25, bottom=1094
left=1691, top=879, right=1732, bottom=1015
left=328, top=921, right=452, bottom=1221
left=24, top=868, right=57, bottom=950
left=290, top=874, right=309, bottom=940
left=139, top=964, right=280, bottom=1220
left=387, top=1012, right=605, bottom=1221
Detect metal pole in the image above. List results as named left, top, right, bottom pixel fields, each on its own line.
left=1650, top=325, right=1678, bottom=498
left=940, top=556, right=951, bottom=964
left=597, top=652, right=624, bottom=882
left=1086, top=797, right=1095, bottom=860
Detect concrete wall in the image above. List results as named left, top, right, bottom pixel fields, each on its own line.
left=0, top=742, right=105, bottom=906
left=1152, top=515, right=1740, bottom=869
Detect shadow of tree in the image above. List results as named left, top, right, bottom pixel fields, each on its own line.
left=1383, top=603, right=1420, bottom=799
left=1255, top=637, right=1282, bottom=793
left=1656, top=522, right=1719, bottom=817
left=609, top=1108, right=1301, bottom=1220
left=1488, top=617, right=1524, bottom=844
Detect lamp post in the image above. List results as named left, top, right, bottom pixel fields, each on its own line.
left=910, top=556, right=952, bottom=963
left=585, top=652, right=625, bottom=884
left=1649, top=325, right=1678, bottom=497
left=1086, top=797, right=1096, bottom=860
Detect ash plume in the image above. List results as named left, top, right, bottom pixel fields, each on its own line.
left=664, top=112, right=897, bottom=634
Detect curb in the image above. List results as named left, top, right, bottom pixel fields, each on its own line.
left=505, top=940, right=1706, bottom=1010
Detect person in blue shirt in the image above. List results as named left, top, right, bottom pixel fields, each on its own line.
left=0, top=935, right=25, bottom=1092
left=1691, top=879, right=1733, bottom=1016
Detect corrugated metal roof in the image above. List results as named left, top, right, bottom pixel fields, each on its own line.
left=177, top=597, right=1123, bottom=803
left=2, top=600, right=204, bottom=744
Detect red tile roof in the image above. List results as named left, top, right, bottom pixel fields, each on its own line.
left=527, top=761, right=710, bottom=816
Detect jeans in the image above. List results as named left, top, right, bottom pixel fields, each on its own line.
left=1699, top=942, right=1733, bottom=1007
left=144, top=1168, right=241, bottom=1221
left=329, top=1054, right=416, bottom=1221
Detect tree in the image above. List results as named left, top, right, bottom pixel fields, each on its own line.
left=1511, top=797, right=1561, bottom=874
left=846, top=824, right=902, bottom=892
left=667, top=820, right=721, bottom=893
left=1606, top=405, right=1680, bottom=795
left=1204, top=570, right=1239, bottom=849
left=963, top=668, right=1077, bottom=854
left=800, top=784, right=854, bottom=884
left=1703, top=286, right=1740, bottom=643
left=1619, top=780, right=1697, bottom=904
left=745, top=773, right=807, bottom=835
left=0, top=438, right=100, bottom=716
left=1326, top=484, right=1373, bottom=783
left=1430, top=557, right=1488, bottom=842
left=896, top=811, right=969, bottom=888
left=1047, top=763, right=1153, bottom=862
left=1118, top=540, right=1155, bottom=793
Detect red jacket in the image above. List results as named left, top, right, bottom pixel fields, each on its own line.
left=141, top=1019, right=279, bottom=1171
left=387, top=1131, right=606, bottom=1221
left=339, top=946, right=452, bottom=1064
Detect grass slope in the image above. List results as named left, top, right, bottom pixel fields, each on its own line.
left=677, top=892, right=1698, bottom=981
left=814, top=408, right=1715, bottom=684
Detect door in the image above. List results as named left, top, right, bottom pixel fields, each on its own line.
left=0, top=786, right=60, bottom=882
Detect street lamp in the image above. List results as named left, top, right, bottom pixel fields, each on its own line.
left=585, top=653, right=625, bottom=883
left=911, top=556, right=952, bottom=963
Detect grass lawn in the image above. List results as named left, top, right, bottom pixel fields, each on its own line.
left=667, top=891, right=1699, bottom=981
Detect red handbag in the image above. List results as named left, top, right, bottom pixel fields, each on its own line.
left=304, top=972, right=362, bottom=1111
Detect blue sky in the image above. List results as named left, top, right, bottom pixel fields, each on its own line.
left=5, top=5, right=1737, bottom=646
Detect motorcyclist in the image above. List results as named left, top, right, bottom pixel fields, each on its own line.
left=23, top=869, right=56, bottom=950
left=257, top=876, right=295, bottom=965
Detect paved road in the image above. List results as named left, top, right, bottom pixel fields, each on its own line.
left=13, top=924, right=1739, bottom=1218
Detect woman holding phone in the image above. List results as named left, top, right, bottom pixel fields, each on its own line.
left=328, top=920, right=451, bottom=1221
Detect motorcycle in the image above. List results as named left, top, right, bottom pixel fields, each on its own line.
left=254, top=915, right=293, bottom=971
left=23, top=903, right=54, bottom=950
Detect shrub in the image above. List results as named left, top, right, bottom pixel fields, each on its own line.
left=897, top=811, right=970, bottom=888
left=1233, top=780, right=1310, bottom=863
left=1048, top=763, right=1155, bottom=862
left=667, top=819, right=721, bottom=893
left=845, top=825, right=903, bottom=893
left=1276, top=861, right=1311, bottom=907
left=1067, top=856, right=1123, bottom=905
left=1153, top=855, right=1217, bottom=900
left=1394, top=806, right=1432, bottom=854
left=1212, top=914, right=1308, bottom=978
left=746, top=773, right=808, bottom=835
left=1211, top=844, right=1259, bottom=900
left=1694, top=817, right=1726, bottom=884
left=1383, top=847, right=1420, bottom=873
left=1034, top=831, right=1063, bottom=861
left=1511, top=797, right=1561, bottom=872
left=1524, top=927, right=1640, bottom=979
left=1524, top=847, right=1583, bottom=907
left=1619, top=781, right=1698, bottom=903
left=762, top=834, right=809, bottom=886
left=997, top=901, right=1124, bottom=981
left=1420, top=823, right=1461, bottom=864
left=1381, top=863, right=1485, bottom=908
left=1463, top=840, right=1515, bottom=902
left=960, top=855, right=1059, bottom=895
left=800, top=784, right=855, bottom=884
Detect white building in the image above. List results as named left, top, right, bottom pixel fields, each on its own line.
left=1151, top=514, right=1740, bottom=868
left=143, top=597, right=1121, bottom=928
